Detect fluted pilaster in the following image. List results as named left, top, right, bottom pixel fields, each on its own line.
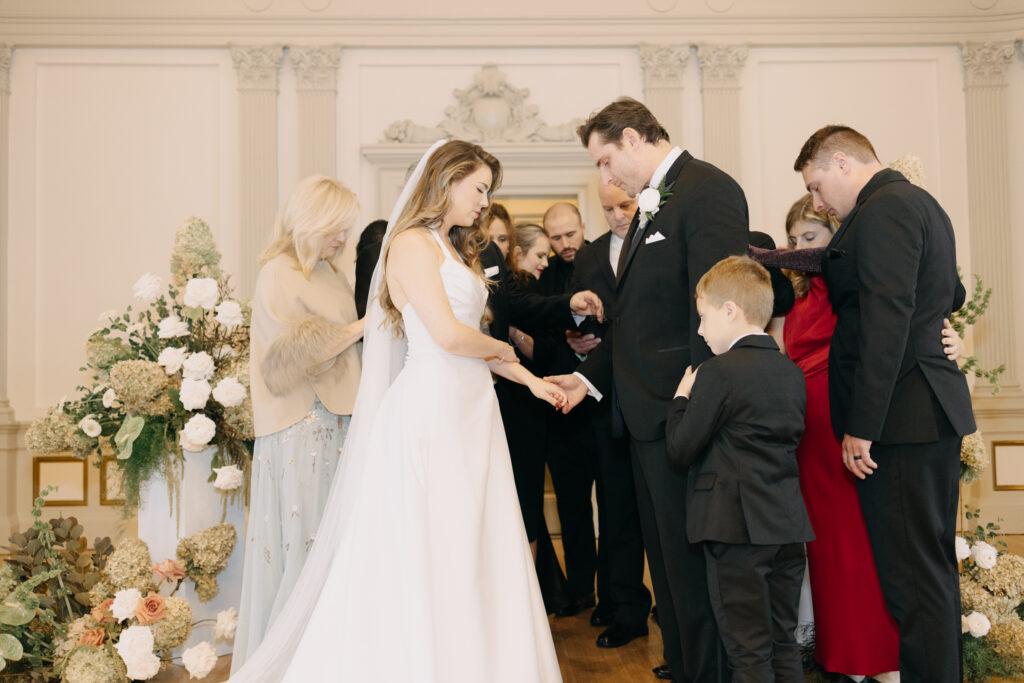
left=0, top=45, right=13, bottom=423
left=231, top=44, right=283, bottom=296
left=961, top=41, right=1019, bottom=393
left=291, top=45, right=341, bottom=179
left=697, top=44, right=748, bottom=181
left=638, top=44, right=688, bottom=143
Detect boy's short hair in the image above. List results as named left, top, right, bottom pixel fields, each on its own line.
left=695, top=255, right=773, bottom=328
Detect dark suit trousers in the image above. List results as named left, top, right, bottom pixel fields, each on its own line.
left=858, top=427, right=963, bottom=683
left=703, top=542, right=805, bottom=683
left=632, top=437, right=726, bottom=683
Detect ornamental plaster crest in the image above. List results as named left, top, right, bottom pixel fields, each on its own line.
left=382, top=64, right=583, bottom=144
left=961, top=41, right=1016, bottom=87
left=697, top=44, right=749, bottom=87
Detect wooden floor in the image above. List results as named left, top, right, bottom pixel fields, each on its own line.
left=152, top=536, right=1024, bottom=683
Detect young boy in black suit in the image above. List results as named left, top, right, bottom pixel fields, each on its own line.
left=666, top=255, right=813, bottom=683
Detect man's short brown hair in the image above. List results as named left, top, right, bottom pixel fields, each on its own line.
left=576, top=97, right=670, bottom=149
left=695, top=255, right=773, bottom=328
left=793, top=125, right=879, bottom=172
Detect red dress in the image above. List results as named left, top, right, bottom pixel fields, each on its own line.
left=784, top=275, right=899, bottom=675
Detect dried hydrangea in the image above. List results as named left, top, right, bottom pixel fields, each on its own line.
left=67, top=429, right=99, bottom=459
left=104, top=538, right=156, bottom=594
left=108, top=360, right=170, bottom=416
left=978, top=553, right=1024, bottom=605
left=0, top=561, right=18, bottom=597
left=86, top=335, right=134, bottom=372
left=87, top=578, right=113, bottom=607
left=888, top=153, right=926, bottom=189
left=177, top=523, right=237, bottom=603
left=222, top=395, right=255, bottom=441
left=61, top=644, right=128, bottom=683
left=961, top=576, right=1016, bottom=618
left=170, top=217, right=223, bottom=287
left=987, top=617, right=1024, bottom=674
left=54, top=616, right=91, bottom=663
left=149, top=596, right=193, bottom=652
left=961, top=430, right=988, bottom=483
left=25, top=407, right=75, bottom=453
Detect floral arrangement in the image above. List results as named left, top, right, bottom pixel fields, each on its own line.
left=958, top=507, right=1024, bottom=682
left=961, top=430, right=990, bottom=484
left=636, top=177, right=673, bottom=225
left=24, top=217, right=254, bottom=512
left=0, top=492, right=237, bottom=681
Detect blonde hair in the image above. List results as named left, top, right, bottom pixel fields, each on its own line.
left=509, top=222, right=548, bottom=284
left=695, top=255, right=773, bottom=329
left=260, top=175, right=360, bottom=279
left=379, top=141, right=502, bottom=332
left=784, top=193, right=838, bottom=298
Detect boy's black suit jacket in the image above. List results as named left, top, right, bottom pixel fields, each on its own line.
left=822, top=169, right=975, bottom=444
left=576, top=151, right=749, bottom=441
left=665, top=335, right=813, bottom=546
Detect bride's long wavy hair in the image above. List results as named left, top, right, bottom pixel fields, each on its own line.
left=378, top=140, right=503, bottom=334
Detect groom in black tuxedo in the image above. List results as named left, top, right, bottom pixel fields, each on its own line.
left=795, top=125, right=975, bottom=683
left=549, top=97, right=747, bottom=683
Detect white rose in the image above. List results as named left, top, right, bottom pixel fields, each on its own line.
left=184, top=277, right=220, bottom=309
left=114, top=625, right=159, bottom=680
left=637, top=186, right=661, bottom=214
left=212, top=465, right=244, bottom=492
left=110, top=588, right=143, bottom=622
left=122, top=654, right=161, bottom=681
left=965, top=610, right=991, bottom=637
left=212, top=377, right=247, bottom=408
left=181, top=414, right=216, bottom=451
left=213, top=345, right=237, bottom=360
left=179, top=379, right=212, bottom=411
left=972, top=540, right=998, bottom=569
left=157, top=315, right=190, bottom=339
left=955, top=536, right=971, bottom=562
left=182, top=641, right=218, bottom=680
left=158, top=346, right=188, bottom=375
left=78, top=416, right=102, bottom=438
left=214, top=607, right=238, bottom=642
left=133, top=273, right=163, bottom=303
left=182, top=352, right=216, bottom=381
left=215, top=300, right=244, bottom=329
left=102, top=388, right=118, bottom=409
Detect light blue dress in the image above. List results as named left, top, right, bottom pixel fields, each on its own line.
left=231, top=398, right=349, bottom=672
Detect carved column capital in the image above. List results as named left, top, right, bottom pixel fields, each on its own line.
left=230, top=44, right=284, bottom=91
left=638, top=44, right=689, bottom=89
left=0, top=45, right=11, bottom=95
left=290, top=45, right=342, bottom=91
left=697, top=44, right=749, bottom=88
left=961, top=41, right=1016, bottom=87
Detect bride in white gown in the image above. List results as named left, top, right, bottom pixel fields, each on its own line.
left=230, top=140, right=565, bottom=682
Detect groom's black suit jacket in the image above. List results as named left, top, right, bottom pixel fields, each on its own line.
left=577, top=151, right=749, bottom=442
left=822, top=169, right=975, bottom=444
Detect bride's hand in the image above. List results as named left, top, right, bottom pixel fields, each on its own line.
left=528, top=378, right=567, bottom=409
left=492, top=342, right=519, bottom=364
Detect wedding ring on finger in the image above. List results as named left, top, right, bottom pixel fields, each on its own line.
left=853, top=455, right=863, bottom=460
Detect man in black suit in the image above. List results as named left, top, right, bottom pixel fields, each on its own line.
left=549, top=97, right=747, bottom=683
left=795, top=125, right=975, bottom=683
left=568, top=182, right=652, bottom=648
left=666, top=255, right=812, bottom=683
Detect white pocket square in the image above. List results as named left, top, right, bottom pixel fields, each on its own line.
left=645, top=232, right=666, bottom=244
left=483, top=265, right=500, bottom=277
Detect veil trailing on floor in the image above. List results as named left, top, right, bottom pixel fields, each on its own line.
left=229, top=139, right=447, bottom=682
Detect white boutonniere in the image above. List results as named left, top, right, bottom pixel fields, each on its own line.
left=637, top=179, right=674, bottom=224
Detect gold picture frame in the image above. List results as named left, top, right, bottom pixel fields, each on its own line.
left=99, top=457, right=125, bottom=506
left=992, top=440, right=1024, bottom=491
left=32, top=456, right=88, bottom=506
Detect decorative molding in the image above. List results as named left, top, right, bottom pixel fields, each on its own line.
left=638, top=44, right=689, bottom=89
left=230, top=45, right=284, bottom=91
left=382, top=64, right=583, bottom=144
left=0, top=45, right=10, bottom=95
left=697, top=43, right=749, bottom=87
left=290, top=45, right=341, bottom=91
left=960, top=41, right=1016, bottom=86
left=705, top=0, right=736, bottom=12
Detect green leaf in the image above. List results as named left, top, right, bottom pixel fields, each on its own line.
left=114, top=415, right=145, bottom=460
left=0, top=599, right=35, bottom=626
left=0, top=634, right=22, bottom=661
left=180, top=305, right=204, bottom=321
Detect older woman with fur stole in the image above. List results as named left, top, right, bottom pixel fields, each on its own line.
left=232, top=176, right=364, bottom=672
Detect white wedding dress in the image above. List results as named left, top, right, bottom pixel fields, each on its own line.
left=230, top=223, right=561, bottom=682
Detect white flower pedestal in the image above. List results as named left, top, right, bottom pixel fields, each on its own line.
left=137, top=447, right=245, bottom=656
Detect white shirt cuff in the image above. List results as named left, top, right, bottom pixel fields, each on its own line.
left=574, top=371, right=602, bottom=402
left=571, top=312, right=586, bottom=327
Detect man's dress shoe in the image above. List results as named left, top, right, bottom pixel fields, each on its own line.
left=595, top=622, right=648, bottom=648
left=652, top=664, right=672, bottom=680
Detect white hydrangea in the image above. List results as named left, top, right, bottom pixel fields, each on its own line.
left=184, top=277, right=220, bottom=309
left=182, top=352, right=216, bottom=381
left=133, top=273, right=163, bottom=303
left=114, top=624, right=160, bottom=680
left=110, top=588, right=142, bottom=622
left=182, top=641, right=218, bottom=680
left=972, top=541, right=998, bottom=570
left=179, top=378, right=212, bottom=411
left=212, top=377, right=247, bottom=408
left=212, top=465, right=244, bottom=491
left=102, top=388, right=118, bottom=409
left=215, top=607, right=238, bottom=642
left=158, top=346, right=188, bottom=375
left=955, top=536, right=971, bottom=562
left=157, top=315, right=190, bottom=339
left=215, top=300, right=244, bottom=329
left=180, top=414, right=216, bottom=452
left=78, top=416, right=102, bottom=438
left=965, top=610, right=991, bottom=638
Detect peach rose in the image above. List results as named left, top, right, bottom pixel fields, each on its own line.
left=153, top=559, right=186, bottom=582
left=134, top=591, right=167, bottom=625
left=91, top=598, right=115, bottom=624
left=77, top=628, right=105, bottom=647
